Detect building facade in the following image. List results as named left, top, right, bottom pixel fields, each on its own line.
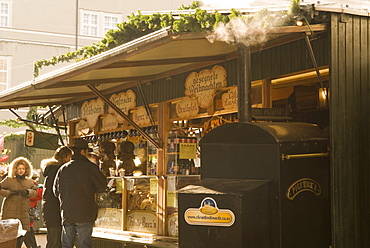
left=0, top=0, right=192, bottom=132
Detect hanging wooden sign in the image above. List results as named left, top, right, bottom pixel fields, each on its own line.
left=101, top=114, right=119, bottom=131
left=222, top=86, right=238, bottom=111
left=108, top=90, right=136, bottom=123
left=76, top=119, right=91, bottom=135
left=176, top=97, right=199, bottom=118
left=132, top=106, right=151, bottom=126
left=81, top=98, right=104, bottom=128
left=185, top=65, right=227, bottom=108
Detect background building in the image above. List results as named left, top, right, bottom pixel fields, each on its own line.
left=0, top=0, right=192, bottom=133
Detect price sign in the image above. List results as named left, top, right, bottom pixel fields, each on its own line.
left=179, top=143, right=197, bottom=159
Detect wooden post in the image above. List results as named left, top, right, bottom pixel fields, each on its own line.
left=156, top=101, right=169, bottom=235
left=262, top=79, right=272, bottom=108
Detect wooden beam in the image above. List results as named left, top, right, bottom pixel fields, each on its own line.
left=9, top=92, right=95, bottom=101
left=100, top=54, right=232, bottom=69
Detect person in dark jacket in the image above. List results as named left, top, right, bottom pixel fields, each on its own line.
left=53, top=139, right=107, bottom=248
left=42, top=146, right=73, bottom=248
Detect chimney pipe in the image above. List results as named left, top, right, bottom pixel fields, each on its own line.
left=237, top=44, right=252, bottom=123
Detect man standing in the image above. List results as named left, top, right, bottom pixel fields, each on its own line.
left=54, top=139, right=107, bottom=248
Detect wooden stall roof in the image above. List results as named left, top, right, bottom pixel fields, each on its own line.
left=0, top=23, right=328, bottom=110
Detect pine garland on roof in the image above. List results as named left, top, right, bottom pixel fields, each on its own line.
left=33, top=0, right=301, bottom=77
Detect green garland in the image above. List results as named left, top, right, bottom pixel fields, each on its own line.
left=0, top=107, right=49, bottom=130
left=33, top=0, right=301, bottom=77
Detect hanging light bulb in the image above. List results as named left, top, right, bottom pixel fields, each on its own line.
left=318, top=88, right=328, bottom=108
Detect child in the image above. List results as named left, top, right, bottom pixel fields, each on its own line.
left=24, top=171, right=43, bottom=248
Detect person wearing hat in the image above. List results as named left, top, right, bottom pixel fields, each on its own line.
left=53, top=139, right=107, bottom=248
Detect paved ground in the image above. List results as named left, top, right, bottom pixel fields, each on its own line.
left=18, top=233, right=47, bottom=248
left=35, top=233, right=47, bottom=248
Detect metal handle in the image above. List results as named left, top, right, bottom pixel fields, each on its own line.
left=282, top=152, right=329, bottom=160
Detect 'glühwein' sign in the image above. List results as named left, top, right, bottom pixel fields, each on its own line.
left=81, top=98, right=104, bottom=128
left=185, top=65, right=227, bottom=108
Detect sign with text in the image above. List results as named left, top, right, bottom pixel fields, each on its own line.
left=179, top=143, right=197, bottom=159
left=109, top=90, right=136, bottom=123
left=184, top=197, right=235, bottom=227
left=185, top=65, right=227, bottom=108
left=95, top=208, right=123, bottom=230
left=81, top=98, right=104, bottom=128
left=222, top=86, right=238, bottom=110
left=101, top=114, right=119, bottom=131
left=176, top=97, right=199, bottom=118
left=25, top=130, right=59, bottom=150
left=132, top=106, right=151, bottom=126
left=126, top=210, right=157, bottom=234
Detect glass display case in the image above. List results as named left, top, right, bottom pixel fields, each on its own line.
left=125, top=176, right=158, bottom=234
left=96, top=177, right=124, bottom=230
left=95, top=176, right=158, bottom=234
left=166, top=175, right=200, bottom=237
left=146, top=133, right=158, bottom=175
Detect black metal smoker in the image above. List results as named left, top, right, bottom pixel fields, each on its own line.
left=178, top=122, right=331, bottom=248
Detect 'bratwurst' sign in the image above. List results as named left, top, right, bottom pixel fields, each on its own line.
left=185, top=65, right=227, bottom=108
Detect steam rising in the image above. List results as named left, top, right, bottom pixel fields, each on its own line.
left=207, top=10, right=291, bottom=47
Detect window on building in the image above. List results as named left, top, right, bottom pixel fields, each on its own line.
left=0, top=57, right=10, bottom=91
left=80, top=10, right=121, bottom=37
left=104, top=15, right=119, bottom=34
left=0, top=2, right=10, bottom=27
left=82, top=12, right=98, bottom=36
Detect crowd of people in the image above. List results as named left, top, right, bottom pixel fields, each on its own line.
left=0, top=139, right=107, bottom=248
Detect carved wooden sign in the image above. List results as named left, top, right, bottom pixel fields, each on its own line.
left=108, top=90, right=136, bottom=123
left=222, top=86, right=238, bottom=110
left=76, top=119, right=91, bottom=135
left=176, top=97, right=199, bottom=118
left=132, top=106, right=151, bottom=126
left=185, top=65, right=227, bottom=108
left=81, top=98, right=104, bottom=128
left=102, top=114, right=119, bottom=131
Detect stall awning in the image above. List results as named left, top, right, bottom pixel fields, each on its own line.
left=0, top=24, right=326, bottom=110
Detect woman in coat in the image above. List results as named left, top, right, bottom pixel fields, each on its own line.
left=0, top=157, right=38, bottom=248
left=42, top=146, right=72, bottom=248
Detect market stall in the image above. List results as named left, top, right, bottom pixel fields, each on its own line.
left=0, top=8, right=335, bottom=247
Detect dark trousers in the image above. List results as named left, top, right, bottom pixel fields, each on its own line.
left=24, top=227, right=39, bottom=248
left=62, top=222, right=93, bottom=248
left=16, top=235, right=25, bottom=248
left=46, top=225, right=62, bottom=248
